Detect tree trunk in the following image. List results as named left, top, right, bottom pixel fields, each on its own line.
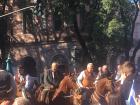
left=0, top=1, right=9, bottom=68
left=129, top=0, right=140, bottom=63
left=0, top=17, right=8, bottom=68
left=130, top=40, right=140, bottom=63
left=130, top=1, right=139, bottom=44
left=117, top=0, right=132, bottom=60
left=73, top=14, right=92, bottom=62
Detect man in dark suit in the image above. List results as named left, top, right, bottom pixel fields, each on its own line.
left=40, top=62, right=62, bottom=103
left=44, top=62, right=62, bottom=90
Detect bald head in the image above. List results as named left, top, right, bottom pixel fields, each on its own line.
left=87, top=63, right=94, bottom=73
left=51, top=62, right=58, bottom=72
left=102, top=65, right=108, bottom=72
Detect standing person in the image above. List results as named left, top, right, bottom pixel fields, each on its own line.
left=77, top=63, right=96, bottom=105
left=120, top=61, right=136, bottom=103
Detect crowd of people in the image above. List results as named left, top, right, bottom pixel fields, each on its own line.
left=0, top=55, right=140, bottom=105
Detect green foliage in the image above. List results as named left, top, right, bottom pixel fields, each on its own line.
left=34, top=0, right=134, bottom=65
left=107, top=18, right=124, bottom=38
left=107, top=18, right=125, bottom=48
left=101, top=0, right=114, bottom=14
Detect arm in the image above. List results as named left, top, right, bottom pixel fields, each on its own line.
left=77, top=71, right=85, bottom=88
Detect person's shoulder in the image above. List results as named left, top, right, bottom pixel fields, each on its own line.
left=126, top=74, right=135, bottom=81
left=80, top=70, right=85, bottom=74
left=44, top=69, right=51, bottom=73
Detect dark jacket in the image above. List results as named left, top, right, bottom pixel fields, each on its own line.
left=98, top=70, right=111, bottom=80
left=120, top=73, right=135, bottom=101
left=44, top=69, right=61, bottom=89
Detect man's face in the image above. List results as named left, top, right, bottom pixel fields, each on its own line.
left=87, top=65, right=94, bottom=73
left=102, top=65, right=108, bottom=73
left=51, top=63, right=58, bottom=72
left=17, top=66, right=25, bottom=75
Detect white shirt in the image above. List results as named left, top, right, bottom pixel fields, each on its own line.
left=25, top=74, right=38, bottom=90
left=77, top=71, right=86, bottom=88
left=94, top=72, right=101, bottom=84
left=52, top=72, right=54, bottom=79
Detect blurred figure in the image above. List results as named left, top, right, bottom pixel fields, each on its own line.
left=13, top=97, right=31, bottom=105
left=115, top=64, right=126, bottom=85
left=101, top=65, right=111, bottom=78
left=15, top=65, right=25, bottom=84
left=120, top=61, right=136, bottom=102
left=15, top=56, right=39, bottom=98
left=108, top=92, right=125, bottom=105
left=115, top=64, right=121, bottom=81
left=98, top=66, right=102, bottom=72
left=14, top=65, right=26, bottom=97
left=95, top=65, right=111, bottom=82
left=94, top=66, right=102, bottom=84
left=0, top=70, right=16, bottom=105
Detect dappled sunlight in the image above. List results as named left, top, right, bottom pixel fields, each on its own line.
left=12, top=48, right=28, bottom=60
left=15, top=33, right=36, bottom=43
left=40, top=55, right=45, bottom=63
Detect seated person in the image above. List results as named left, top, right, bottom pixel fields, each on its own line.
left=43, top=62, right=62, bottom=90
left=77, top=63, right=96, bottom=105
left=77, top=63, right=96, bottom=88
left=40, top=62, right=63, bottom=102
left=96, top=65, right=111, bottom=81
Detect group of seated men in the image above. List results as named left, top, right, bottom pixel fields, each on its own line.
left=0, top=55, right=139, bottom=105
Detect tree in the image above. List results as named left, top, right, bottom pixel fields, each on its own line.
left=130, top=0, right=140, bottom=63
left=0, top=0, right=9, bottom=66
left=50, top=0, right=134, bottom=65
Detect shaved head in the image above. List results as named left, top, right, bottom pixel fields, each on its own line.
left=87, top=63, right=94, bottom=73
left=102, top=65, right=108, bottom=72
